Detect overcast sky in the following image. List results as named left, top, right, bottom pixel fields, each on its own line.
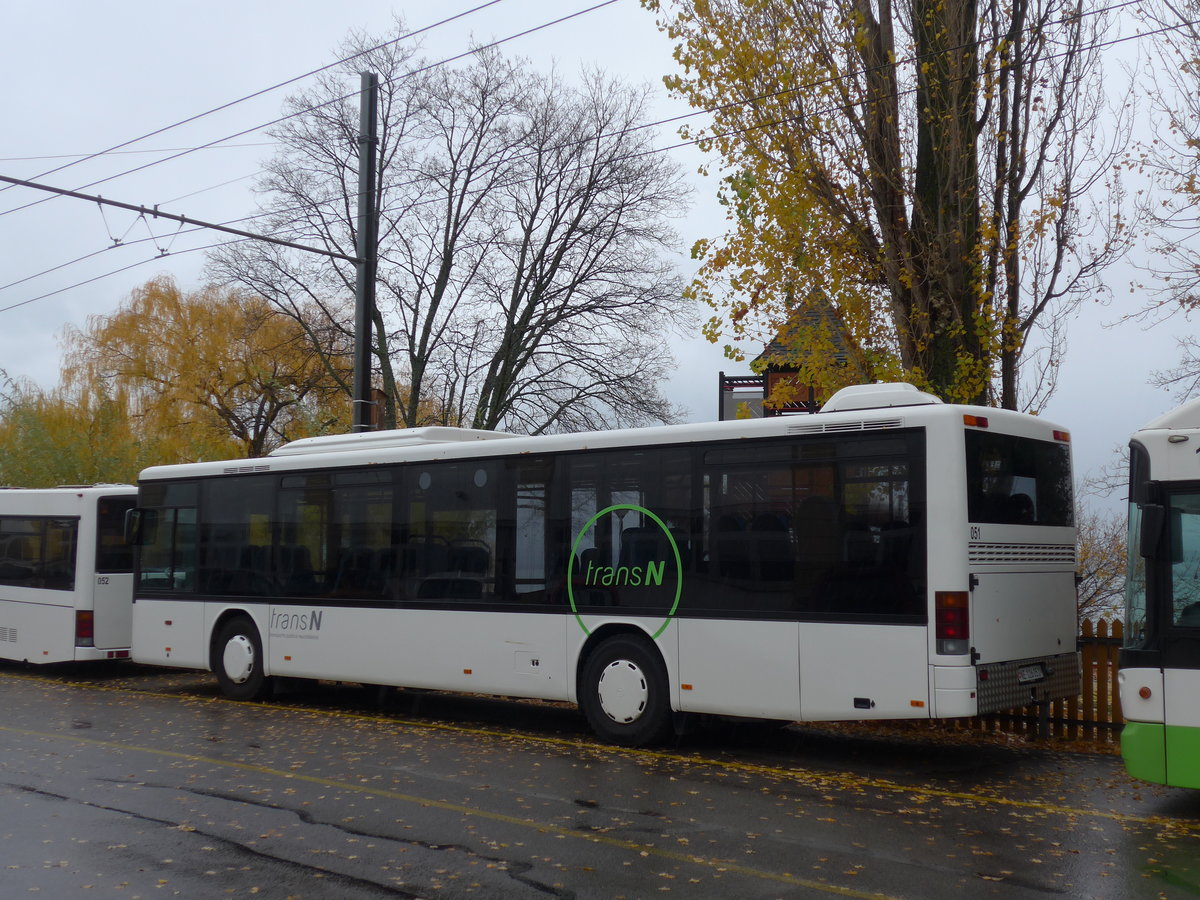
left=0, top=0, right=1191, bottom=501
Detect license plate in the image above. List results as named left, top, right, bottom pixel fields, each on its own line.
left=1017, top=663, right=1046, bottom=684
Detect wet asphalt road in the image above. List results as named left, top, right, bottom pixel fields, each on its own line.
left=0, top=662, right=1198, bottom=899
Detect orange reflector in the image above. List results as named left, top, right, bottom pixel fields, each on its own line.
left=284, top=655, right=292, bottom=661
left=1053, top=430, right=1070, bottom=442
left=681, top=683, right=693, bottom=691
left=1139, top=686, right=1152, bottom=700
left=910, top=700, right=925, bottom=708
left=464, top=668, right=473, bottom=675
left=963, top=414, right=989, bottom=428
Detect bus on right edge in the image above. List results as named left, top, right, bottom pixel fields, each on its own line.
left=1120, top=396, right=1200, bottom=788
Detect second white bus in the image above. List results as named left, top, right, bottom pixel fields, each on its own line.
left=128, top=383, right=1080, bottom=744
left=0, top=485, right=138, bottom=664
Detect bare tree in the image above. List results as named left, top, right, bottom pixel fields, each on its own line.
left=1076, top=502, right=1128, bottom=621
left=1137, top=0, right=1200, bottom=315
left=210, top=27, right=690, bottom=433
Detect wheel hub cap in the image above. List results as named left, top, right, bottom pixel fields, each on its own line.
left=597, top=659, right=648, bottom=724
left=223, top=634, right=255, bottom=685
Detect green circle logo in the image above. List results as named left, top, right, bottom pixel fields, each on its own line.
left=567, top=504, right=683, bottom=639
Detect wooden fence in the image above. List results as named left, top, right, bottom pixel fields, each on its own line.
left=967, top=618, right=1124, bottom=744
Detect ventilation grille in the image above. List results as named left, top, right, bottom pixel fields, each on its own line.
left=0, top=626, right=16, bottom=643
left=222, top=464, right=272, bottom=475
left=969, top=542, right=1077, bottom=566
left=787, top=417, right=904, bottom=435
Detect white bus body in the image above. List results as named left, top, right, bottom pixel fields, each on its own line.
left=0, top=486, right=138, bottom=664
left=129, top=384, right=1079, bottom=744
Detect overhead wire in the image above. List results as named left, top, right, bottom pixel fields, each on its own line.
left=0, top=0, right=512, bottom=199
left=0, top=0, right=1190, bottom=317
left=0, top=0, right=619, bottom=221
left=0, top=143, right=274, bottom=163
left=0, top=0, right=628, bottom=305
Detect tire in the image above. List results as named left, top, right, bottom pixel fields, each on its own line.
left=579, top=634, right=673, bottom=746
left=213, top=616, right=273, bottom=701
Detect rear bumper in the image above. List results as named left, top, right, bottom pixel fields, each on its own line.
left=975, top=651, right=1081, bottom=714
left=72, top=646, right=132, bottom=662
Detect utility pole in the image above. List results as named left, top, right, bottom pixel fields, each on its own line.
left=352, top=72, right=379, bottom=432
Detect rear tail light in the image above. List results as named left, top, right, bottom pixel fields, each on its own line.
left=75, top=610, right=95, bottom=647
left=936, top=591, right=969, bottom=655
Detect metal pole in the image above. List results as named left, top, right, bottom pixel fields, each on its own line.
left=352, top=73, right=379, bottom=432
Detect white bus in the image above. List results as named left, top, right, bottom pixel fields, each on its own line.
left=1120, top=397, right=1200, bottom=788
left=129, top=383, right=1080, bottom=745
left=0, top=485, right=138, bottom=664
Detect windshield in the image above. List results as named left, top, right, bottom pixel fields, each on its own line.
left=1124, top=500, right=1148, bottom=648
left=1167, top=493, right=1200, bottom=628
left=1124, top=442, right=1149, bottom=649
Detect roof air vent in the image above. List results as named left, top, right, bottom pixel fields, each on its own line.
left=820, top=382, right=943, bottom=413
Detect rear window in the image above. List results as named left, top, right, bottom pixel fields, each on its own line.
left=966, top=431, right=1073, bottom=526
left=96, top=495, right=136, bottom=573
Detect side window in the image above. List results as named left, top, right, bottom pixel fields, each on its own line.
left=510, top=460, right=552, bottom=603
left=138, top=507, right=197, bottom=592
left=326, top=471, right=396, bottom=600
left=0, top=516, right=78, bottom=591
left=277, top=474, right=333, bottom=598
left=700, top=433, right=926, bottom=621
left=703, top=451, right=804, bottom=613
left=399, top=462, right=500, bottom=603
left=96, top=495, right=136, bottom=574
left=199, top=476, right=275, bottom=596
left=564, top=449, right=692, bottom=617
left=824, top=452, right=923, bottom=618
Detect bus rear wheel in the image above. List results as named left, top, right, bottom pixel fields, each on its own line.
left=580, top=635, right=672, bottom=746
left=213, top=616, right=273, bottom=701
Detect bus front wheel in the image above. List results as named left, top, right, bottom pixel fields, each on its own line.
left=580, top=635, right=672, bottom=746
left=213, top=616, right=273, bottom=701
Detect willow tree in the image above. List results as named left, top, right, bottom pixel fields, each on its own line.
left=0, top=371, right=155, bottom=487
left=650, top=0, right=1131, bottom=408
left=62, top=276, right=350, bottom=458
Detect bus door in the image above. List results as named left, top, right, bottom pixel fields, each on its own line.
left=91, top=495, right=136, bottom=650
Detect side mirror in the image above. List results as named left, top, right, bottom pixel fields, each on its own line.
left=1140, top=503, right=1165, bottom=560
left=124, top=508, right=156, bottom=546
